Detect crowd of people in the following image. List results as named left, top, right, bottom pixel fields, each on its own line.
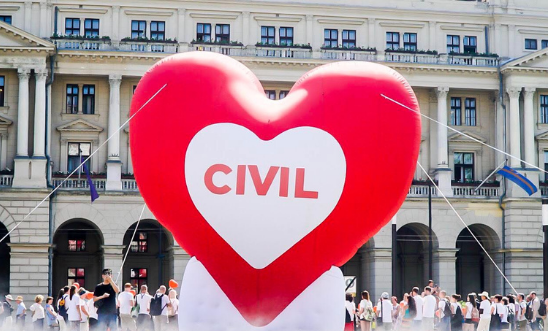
left=345, top=280, right=548, bottom=331
left=0, top=269, right=180, bottom=331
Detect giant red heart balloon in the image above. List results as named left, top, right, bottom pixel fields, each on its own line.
left=130, top=52, right=420, bottom=326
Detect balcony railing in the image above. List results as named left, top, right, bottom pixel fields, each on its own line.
left=253, top=46, right=312, bottom=59
left=408, top=184, right=437, bottom=197
left=407, top=183, right=499, bottom=198
left=384, top=52, right=439, bottom=64
left=53, top=39, right=113, bottom=51
left=192, top=43, right=246, bottom=56
left=320, top=49, right=377, bottom=61
left=0, top=175, right=13, bottom=187
left=118, top=41, right=178, bottom=54
left=448, top=54, right=499, bottom=67
left=52, top=177, right=138, bottom=191
left=122, top=179, right=138, bottom=191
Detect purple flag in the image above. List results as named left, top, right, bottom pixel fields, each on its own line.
left=81, top=156, right=99, bottom=202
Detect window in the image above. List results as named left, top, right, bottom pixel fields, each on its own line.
left=542, top=40, right=548, bottom=49
left=279, top=27, right=293, bottom=46
left=403, top=33, right=417, bottom=51
left=215, top=24, right=230, bottom=43
left=68, top=234, right=86, bottom=252
left=65, top=18, right=80, bottom=36
left=454, top=152, right=474, bottom=183
left=324, top=29, right=338, bottom=48
left=279, top=91, right=289, bottom=99
left=265, top=90, right=276, bottom=100
left=261, top=26, right=275, bottom=45
left=0, top=76, right=4, bottom=107
left=386, top=32, right=400, bottom=50
left=342, top=30, right=356, bottom=48
left=450, top=97, right=462, bottom=126
left=82, top=85, right=95, bottom=115
left=447, top=35, right=460, bottom=53
left=67, top=142, right=91, bottom=173
left=0, top=16, right=12, bottom=24
left=131, top=20, right=146, bottom=39
left=463, top=36, right=477, bottom=54
left=544, top=151, right=548, bottom=181
left=541, top=95, right=548, bottom=124
left=151, top=21, right=165, bottom=41
left=83, top=19, right=99, bottom=37
left=66, top=84, right=79, bottom=114
left=68, top=268, right=85, bottom=288
left=130, top=268, right=147, bottom=289
left=525, top=39, right=537, bottom=50
left=130, top=232, right=148, bottom=253
left=464, top=98, right=476, bottom=126
left=197, top=23, right=211, bottom=42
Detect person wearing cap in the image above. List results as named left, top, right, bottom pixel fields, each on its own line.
left=118, top=283, right=136, bottom=331
left=376, top=292, right=393, bottom=330
left=14, top=295, right=26, bottom=331
left=0, top=294, right=14, bottom=329
left=93, top=268, right=120, bottom=331
left=477, top=291, right=492, bottom=331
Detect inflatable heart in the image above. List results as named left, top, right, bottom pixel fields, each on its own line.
left=130, top=52, right=421, bottom=326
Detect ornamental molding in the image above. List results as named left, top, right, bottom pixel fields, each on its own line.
left=189, top=12, right=239, bottom=20
left=254, top=15, right=303, bottom=23
left=57, top=119, right=104, bottom=133
left=0, top=20, right=54, bottom=51
left=439, top=25, right=484, bottom=32
left=317, top=18, right=366, bottom=25
left=448, top=130, right=487, bottom=144
left=535, top=131, right=548, bottom=141
left=0, top=115, right=13, bottom=135
left=57, top=7, right=108, bottom=14
left=0, top=6, right=19, bottom=12
left=502, top=48, right=548, bottom=71
left=378, top=21, right=425, bottom=29
left=124, top=9, right=174, bottom=17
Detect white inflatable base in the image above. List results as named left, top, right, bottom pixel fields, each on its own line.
left=178, top=257, right=345, bottom=331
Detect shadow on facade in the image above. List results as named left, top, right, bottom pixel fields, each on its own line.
left=0, top=222, right=9, bottom=296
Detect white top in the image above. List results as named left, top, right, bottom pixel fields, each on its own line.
left=87, top=299, right=98, bottom=320
left=414, top=295, right=423, bottom=320
left=79, top=300, right=88, bottom=323
left=438, top=299, right=448, bottom=319
left=345, top=301, right=356, bottom=322
left=118, top=291, right=134, bottom=315
left=30, top=303, right=45, bottom=322
left=360, top=299, right=372, bottom=310
left=169, top=298, right=179, bottom=317
left=517, top=302, right=526, bottom=321
left=377, top=300, right=393, bottom=324
left=480, top=300, right=491, bottom=319
left=451, top=302, right=460, bottom=315
left=465, top=302, right=474, bottom=319
left=66, top=294, right=81, bottom=322
left=423, top=295, right=437, bottom=318
left=498, top=303, right=508, bottom=323
left=136, top=293, right=152, bottom=315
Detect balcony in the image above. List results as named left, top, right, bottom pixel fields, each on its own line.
left=0, top=175, right=12, bottom=187
left=119, top=39, right=178, bottom=54
left=52, top=175, right=138, bottom=191
left=407, top=182, right=499, bottom=198
left=253, top=45, right=312, bottom=59
left=320, top=48, right=377, bottom=61
left=447, top=54, right=499, bottom=67
left=52, top=38, right=113, bottom=51
left=384, top=51, right=439, bottom=64
left=192, top=42, right=246, bottom=56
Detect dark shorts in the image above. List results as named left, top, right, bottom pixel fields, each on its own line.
left=97, top=313, right=117, bottom=330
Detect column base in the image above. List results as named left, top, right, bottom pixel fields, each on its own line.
left=435, top=168, right=453, bottom=197
left=30, top=157, right=47, bottom=189
left=106, top=160, right=122, bottom=191
left=506, top=168, right=540, bottom=198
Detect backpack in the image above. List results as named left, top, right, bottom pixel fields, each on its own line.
left=443, top=299, right=452, bottom=317
left=471, top=306, right=480, bottom=323
left=539, top=300, right=546, bottom=317
left=2, top=302, right=13, bottom=317
left=150, top=294, right=166, bottom=316
left=525, top=302, right=533, bottom=320
left=58, top=295, right=67, bottom=318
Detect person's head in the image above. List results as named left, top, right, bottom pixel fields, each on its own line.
left=439, top=290, right=447, bottom=299
left=408, top=296, right=417, bottom=316
left=124, top=283, right=132, bottom=292
left=428, top=280, right=434, bottom=287
left=4, top=295, right=13, bottom=303
left=35, top=295, right=43, bottom=304
left=468, top=294, right=476, bottom=303
left=140, top=285, right=148, bottom=294
left=451, top=294, right=459, bottom=303
left=518, top=293, right=525, bottom=301
left=69, top=285, right=77, bottom=300
left=169, top=289, right=177, bottom=299
left=502, top=297, right=509, bottom=305
left=392, top=296, right=398, bottom=305
left=412, top=287, right=420, bottom=297
left=403, top=293, right=409, bottom=302
left=530, top=291, right=537, bottom=299
left=16, top=296, right=23, bottom=303
left=361, top=291, right=370, bottom=301
left=480, top=291, right=489, bottom=301
left=101, top=269, right=113, bottom=282
left=159, top=285, right=167, bottom=294
left=424, top=286, right=432, bottom=295
left=346, top=293, right=353, bottom=302
left=526, top=295, right=531, bottom=302
left=46, top=297, right=53, bottom=305
left=381, top=292, right=389, bottom=301
left=78, top=288, right=87, bottom=299
left=63, top=286, right=69, bottom=294
left=508, top=296, right=515, bottom=304
left=494, top=295, right=502, bottom=303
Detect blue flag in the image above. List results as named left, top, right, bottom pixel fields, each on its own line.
left=81, top=156, right=99, bottom=202
left=497, top=166, right=537, bottom=196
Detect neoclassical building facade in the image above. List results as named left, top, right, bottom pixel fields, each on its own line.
left=0, top=0, right=547, bottom=303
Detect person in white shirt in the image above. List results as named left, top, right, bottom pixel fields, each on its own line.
left=438, top=291, right=451, bottom=331
left=516, top=293, right=527, bottom=330
left=118, top=283, right=136, bottom=331
left=411, top=287, right=423, bottom=328
left=376, top=292, right=393, bottom=330
left=152, top=286, right=171, bottom=331
left=463, top=293, right=476, bottom=331
left=30, top=295, right=45, bottom=330
left=77, top=289, right=90, bottom=330
left=66, top=285, right=82, bottom=331
left=135, top=285, right=153, bottom=331
left=358, top=290, right=373, bottom=331
left=167, top=289, right=179, bottom=331
left=423, top=286, right=437, bottom=331
left=477, top=292, right=492, bottom=331
left=86, top=294, right=98, bottom=331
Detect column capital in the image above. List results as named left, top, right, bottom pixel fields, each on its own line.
left=506, top=87, right=521, bottom=99
left=436, top=86, right=449, bottom=98
left=242, top=11, right=250, bottom=17
left=306, top=14, right=313, bottom=21
left=24, top=1, right=31, bottom=8
left=112, top=5, right=120, bottom=11
left=40, top=2, right=47, bottom=9
left=178, top=8, right=186, bottom=15
left=109, top=74, right=122, bottom=86
left=34, top=70, right=48, bottom=81
left=17, top=68, right=30, bottom=79
left=523, top=87, right=536, bottom=99
left=368, top=18, right=376, bottom=25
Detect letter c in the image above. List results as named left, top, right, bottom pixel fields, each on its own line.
left=204, top=164, right=232, bottom=194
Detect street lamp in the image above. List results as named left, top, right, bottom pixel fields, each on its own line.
left=542, top=199, right=548, bottom=298
left=392, top=214, right=397, bottom=296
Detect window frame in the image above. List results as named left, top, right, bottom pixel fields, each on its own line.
left=542, top=40, right=548, bottom=49
left=279, top=27, right=294, bottom=46
left=540, top=95, right=548, bottom=124
left=525, top=38, right=538, bottom=50
left=261, top=26, right=275, bottom=45
left=83, top=18, right=99, bottom=37
left=324, top=29, right=338, bottom=48
left=463, top=36, right=477, bottom=54
left=464, top=98, right=476, bottom=126
left=0, top=76, right=4, bottom=107
left=150, top=21, right=166, bottom=41
left=68, top=232, right=86, bottom=252
left=65, top=18, right=81, bottom=36
left=130, top=231, right=148, bottom=253
left=66, top=84, right=79, bottom=114
left=386, top=32, right=400, bottom=50
left=279, top=90, right=289, bottom=100
left=454, top=152, right=475, bottom=183
left=341, top=30, right=356, bottom=48
left=450, top=97, right=462, bottom=126
left=130, top=268, right=148, bottom=289
left=67, top=142, right=91, bottom=173
left=403, top=32, right=417, bottom=51
left=215, top=24, right=230, bottom=43
left=82, top=85, right=95, bottom=115
left=131, top=20, right=147, bottom=39
left=67, top=268, right=85, bottom=288
left=0, top=16, right=12, bottom=24
left=196, top=23, right=212, bottom=42
left=447, top=35, right=460, bottom=53
left=265, top=90, right=276, bottom=100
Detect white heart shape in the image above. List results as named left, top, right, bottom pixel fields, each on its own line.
left=185, top=123, right=346, bottom=269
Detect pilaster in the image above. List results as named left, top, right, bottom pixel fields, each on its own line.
left=435, top=86, right=452, bottom=197
left=434, top=248, right=458, bottom=295
left=13, top=68, right=31, bottom=188
left=242, top=12, right=250, bottom=46
left=362, top=247, right=391, bottom=301
left=107, top=74, right=122, bottom=191
left=8, top=243, right=51, bottom=297
left=102, top=245, right=125, bottom=285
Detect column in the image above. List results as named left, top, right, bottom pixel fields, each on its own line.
left=435, top=86, right=453, bottom=197
left=1, top=134, right=7, bottom=170
left=102, top=245, right=125, bottom=287
left=362, top=248, right=392, bottom=300
left=39, top=2, right=47, bottom=38
left=177, top=9, right=186, bottom=43
left=24, top=2, right=31, bottom=32
left=368, top=18, right=376, bottom=48
left=30, top=69, right=48, bottom=188
left=429, top=21, right=437, bottom=50
left=13, top=68, right=31, bottom=188
left=495, top=90, right=505, bottom=166
left=306, top=15, right=313, bottom=46
left=434, top=249, right=458, bottom=295
left=106, top=74, right=122, bottom=191
left=523, top=88, right=536, bottom=165
left=242, top=12, right=250, bottom=46
left=507, top=87, right=522, bottom=168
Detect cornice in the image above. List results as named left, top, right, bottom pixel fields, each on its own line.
left=253, top=15, right=303, bottom=23
left=57, top=7, right=109, bottom=14
left=124, top=9, right=174, bottom=16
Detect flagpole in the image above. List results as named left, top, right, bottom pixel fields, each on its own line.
left=475, top=160, right=506, bottom=192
